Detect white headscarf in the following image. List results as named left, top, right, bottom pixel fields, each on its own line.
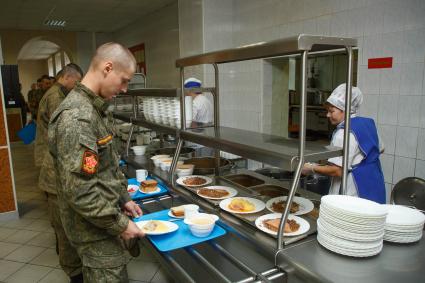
left=326, top=83, right=363, bottom=114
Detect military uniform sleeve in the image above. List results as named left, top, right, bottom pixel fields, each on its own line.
left=46, top=92, right=64, bottom=121
left=56, top=115, right=128, bottom=236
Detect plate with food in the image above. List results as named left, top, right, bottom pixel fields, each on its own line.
left=127, top=184, right=139, bottom=197
left=168, top=205, right=187, bottom=218
left=139, top=180, right=161, bottom=194
left=219, top=197, right=265, bottom=214
left=176, top=175, right=213, bottom=188
left=197, top=186, right=237, bottom=200
left=266, top=196, right=314, bottom=215
left=255, top=213, right=310, bottom=236
left=136, top=220, right=179, bottom=235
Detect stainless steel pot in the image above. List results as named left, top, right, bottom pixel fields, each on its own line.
left=153, top=147, right=195, bottom=158
left=185, top=157, right=234, bottom=175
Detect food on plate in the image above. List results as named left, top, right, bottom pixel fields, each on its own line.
left=228, top=198, right=255, bottom=212
left=271, top=200, right=300, bottom=214
left=127, top=187, right=137, bottom=193
left=140, top=180, right=158, bottom=193
left=142, top=220, right=168, bottom=232
left=263, top=218, right=300, bottom=233
left=170, top=205, right=185, bottom=217
left=183, top=177, right=207, bottom=186
left=198, top=188, right=229, bottom=198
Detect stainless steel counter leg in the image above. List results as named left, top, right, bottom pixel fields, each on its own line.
left=125, top=124, right=135, bottom=157
left=185, top=246, right=232, bottom=283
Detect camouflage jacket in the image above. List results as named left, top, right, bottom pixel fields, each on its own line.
left=35, top=83, right=65, bottom=168
left=48, top=82, right=130, bottom=243
left=27, top=89, right=38, bottom=115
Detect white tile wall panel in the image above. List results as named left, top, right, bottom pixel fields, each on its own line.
left=402, top=29, right=425, bottom=64
left=420, top=97, right=425, bottom=127
left=316, top=15, right=332, bottom=36
left=399, top=63, right=424, bottom=96
left=362, top=34, right=383, bottom=65
left=379, top=63, right=401, bottom=95
left=302, top=18, right=317, bottom=35
left=378, top=95, right=399, bottom=125
left=393, top=156, right=416, bottom=184
left=346, top=8, right=366, bottom=37
left=378, top=124, right=397, bottom=155
left=359, top=95, right=379, bottom=120
left=395, top=126, right=419, bottom=158
left=385, top=182, right=392, bottom=204
left=417, top=129, right=425, bottom=160
left=397, top=95, right=422, bottom=127
left=380, top=154, right=394, bottom=183
left=382, top=0, right=406, bottom=33
left=381, top=31, right=404, bottom=64
left=330, top=11, right=349, bottom=37
left=415, top=159, right=425, bottom=179
left=363, top=3, right=385, bottom=36
left=404, top=0, right=425, bottom=31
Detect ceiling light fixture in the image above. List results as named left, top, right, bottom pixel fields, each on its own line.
left=44, top=19, right=66, bottom=27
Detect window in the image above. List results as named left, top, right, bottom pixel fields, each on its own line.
left=55, top=52, right=62, bottom=75
left=48, top=57, right=54, bottom=76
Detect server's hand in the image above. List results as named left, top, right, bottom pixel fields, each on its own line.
left=121, top=220, right=144, bottom=240
left=123, top=201, right=143, bottom=218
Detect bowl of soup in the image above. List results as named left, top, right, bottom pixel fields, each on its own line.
left=184, top=213, right=219, bottom=237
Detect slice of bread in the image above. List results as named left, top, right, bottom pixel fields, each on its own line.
left=140, top=180, right=158, bottom=192
left=170, top=205, right=185, bottom=217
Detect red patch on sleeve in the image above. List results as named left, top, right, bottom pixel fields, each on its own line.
left=82, top=150, right=98, bottom=175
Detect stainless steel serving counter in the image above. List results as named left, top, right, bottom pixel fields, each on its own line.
left=123, top=154, right=425, bottom=283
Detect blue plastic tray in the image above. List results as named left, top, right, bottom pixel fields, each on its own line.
left=128, top=177, right=168, bottom=200
left=134, top=209, right=226, bottom=252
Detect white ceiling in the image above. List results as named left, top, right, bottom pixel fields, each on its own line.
left=0, top=0, right=176, bottom=32
left=18, top=40, right=60, bottom=60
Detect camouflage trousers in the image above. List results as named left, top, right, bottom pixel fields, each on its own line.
left=75, top=236, right=129, bottom=283
left=46, top=194, right=82, bottom=277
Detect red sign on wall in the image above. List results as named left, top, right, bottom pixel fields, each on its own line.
left=129, top=43, right=146, bottom=75
left=368, top=57, right=393, bottom=69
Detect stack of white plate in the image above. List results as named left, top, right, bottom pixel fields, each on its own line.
left=317, top=195, right=387, bottom=257
left=382, top=204, right=425, bottom=243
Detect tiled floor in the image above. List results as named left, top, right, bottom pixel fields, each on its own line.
left=0, top=143, right=173, bottom=283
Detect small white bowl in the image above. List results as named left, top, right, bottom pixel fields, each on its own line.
left=127, top=185, right=139, bottom=197
left=151, top=154, right=170, bottom=160
left=184, top=213, right=219, bottom=237
left=131, top=146, right=147, bottom=156
left=153, top=157, right=171, bottom=167
left=176, top=164, right=195, bottom=175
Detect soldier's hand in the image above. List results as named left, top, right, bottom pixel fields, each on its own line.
left=121, top=220, right=144, bottom=240
left=123, top=201, right=143, bottom=218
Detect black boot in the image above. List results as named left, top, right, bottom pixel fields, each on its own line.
left=70, top=273, right=83, bottom=283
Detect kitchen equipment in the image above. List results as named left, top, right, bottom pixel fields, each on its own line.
left=154, top=147, right=195, bottom=159
left=391, top=177, right=425, bottom=211
left=224, top=174, right=265, bottom=188
left=184, top=157, right=234, bottom=175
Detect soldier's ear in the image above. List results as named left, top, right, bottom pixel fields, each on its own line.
left=103, top=61, right=113, bottom=75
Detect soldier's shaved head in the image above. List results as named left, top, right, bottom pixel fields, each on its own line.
left=89, top=42, right=136, bottom=72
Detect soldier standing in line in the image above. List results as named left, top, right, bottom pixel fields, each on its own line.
left=48, top=42, right=144, bottom=282
left=36, top=63, right=84, bottom=282
left=28, top=80, right=40, bottom=120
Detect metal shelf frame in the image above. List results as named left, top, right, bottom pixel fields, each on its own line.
left=169, top=34, right=357, bottom=251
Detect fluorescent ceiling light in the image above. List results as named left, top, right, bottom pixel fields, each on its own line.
left=44, top=19, right=66, bottom=27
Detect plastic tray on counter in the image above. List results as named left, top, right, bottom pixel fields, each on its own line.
left=128, top=177, right=168, bottom=200
left=133, top=209, right=226, bottom=252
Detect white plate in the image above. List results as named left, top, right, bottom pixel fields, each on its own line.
left=127, top=184, right=139, bottom=193
left=196, top=186, right=238, bottom=200
left=266, top=196, right=314, bottom=216
left=176, top=175, right=213, bottom=187
left=138, top=187, right=161, bottom=194
left=321, top=195, right=387, bottom=218
left=167, top=205, right=189, bottom=219
left=135, top=220, right=179, bottom=235
left=255, top=213, right=310, bottom=237
left=382, top=204, right=425, bottom=226
left=219, top=197, right=265, bottom=214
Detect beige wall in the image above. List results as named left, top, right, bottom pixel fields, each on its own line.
left=18, top=60, right=48, bottom=100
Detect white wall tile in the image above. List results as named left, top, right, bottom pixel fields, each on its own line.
left=362, top=34, right=383, bottom=65
left=421, top=96, right=425, bottom=127
left=393, top=156, right=416, bottom=183
left=397, top=95, right=422, bottom=127
left=402, top=29, right=425, bottom=64
left=404, top=0, right=425, bottom=31
left=385, top=182, right=393, bottom=204
left=363, top=3, right=385, bottom=36
left=316, top=15, right=331, bottom=36
left=378, top=95, right=399, bottom=125
left=399, top=63, right=424, bottom=95
left=382, top=0, right=406, bottom=33
left=415, top=159, right=425, bottom=179
left=359, top=95, right=378, bottom=120
left=379, top=63, right=401, bottom=95
left=417, top=129, right=425, bottom=160
left=346, top=8, right=366, bottom=37
left=395, top=126, right=419, bottom=158
left=330, top=11, right=349, bottom=36
left=378, top=124, right=397, bottom=154
left=361, top=67, right=380, bottom=94
left=381, top=31, right=404, bottom=64
left=380, top=153, right=394, bottom=183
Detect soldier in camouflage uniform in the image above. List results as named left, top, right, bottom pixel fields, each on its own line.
left=28, top=81, right=40, bottom=120
left=48, top=43, right=144, bottom=283
left=36, top=64, right=84, bottom=282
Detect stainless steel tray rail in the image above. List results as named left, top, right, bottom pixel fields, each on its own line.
left=171, top=34, right=357, bottom=251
